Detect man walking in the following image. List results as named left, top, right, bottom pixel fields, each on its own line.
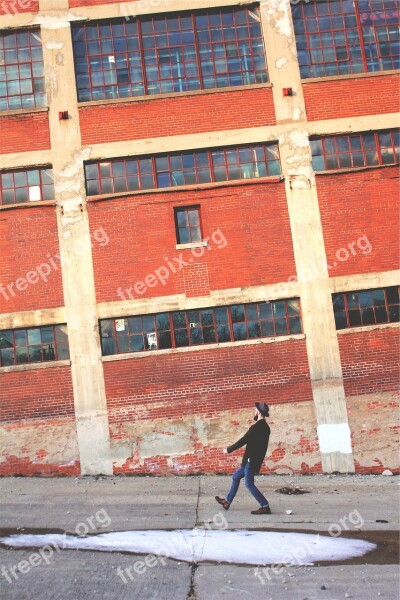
left=215, top=402, right=271, bottom=515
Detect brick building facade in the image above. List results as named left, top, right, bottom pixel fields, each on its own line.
left=0, top=0, right=399, bottom=476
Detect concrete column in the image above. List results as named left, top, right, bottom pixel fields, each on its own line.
left=260, top=0, right=355, bottom=472
left=40, top=15, right=113, bottom=475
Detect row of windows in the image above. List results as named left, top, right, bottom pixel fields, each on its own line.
left=311, top=130, right=399, bottom=170
left=0, top=30, right=45, bottom=112
left=0, top=167, right=54, bottom=206
left=293, top=0, right=399, bottom=78
left=0, top=325, right=69, bottom=367
left=100, top=299, right=303, bottom=355
left=1, top=2, right=399, bottom=111
left=1, top=130, right=397, bottom=205
left=84, top=143, right=281, bottom=196
left=73, top=7, right=267, bottom=101
left=0, top=287, right=398, bottom=366
left=333, top=286, right=399, bottom=328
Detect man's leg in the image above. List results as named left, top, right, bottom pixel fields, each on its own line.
left=225, top=466, right=245, bottom=505
left=244, top=463, right=269, bottom=508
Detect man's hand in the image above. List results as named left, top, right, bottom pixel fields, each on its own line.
left=223, top=448, right=228, bottom=454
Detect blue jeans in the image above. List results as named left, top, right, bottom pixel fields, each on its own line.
left=225, top=463, right=269, bottom=507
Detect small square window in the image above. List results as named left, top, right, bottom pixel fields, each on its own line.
left=174, top=206, right=202, bottom=244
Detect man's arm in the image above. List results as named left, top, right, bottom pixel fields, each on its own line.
left=226, top=424, right=255, bottom=453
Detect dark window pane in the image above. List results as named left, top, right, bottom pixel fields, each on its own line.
left=16, top=347, right=28, bottom=364
left=348, top=310, right=362, bottom=327
left=201, top=310, right=213, bottom=326
left=175, top=329, right=189, bottom=347
left=217, top=324, right=231, bottom=342
left=275, top=319, right=288, bottom=335
left=334, top=311, right=348, bottom=330
left=372, top=289, right=386, bottom=306
left=203, top=327, right=216, bottom=343
left=389, top=305, right=399, bottom=322
left=130, top=335, right=144, bottom=352
left=245, top=304, right=258, bottom=320
left=117, top=336, right=130, bottom=352
left=173, top=311, right=186, bottom=328
left=248, top=321, right=261, bottom=339
left=57, top=344, right=70, bottom=360
left=156, top=313, right=170, bottom=331
left=0, top=348, right=14, bottom=366
left=289, top=317, right=302, bottom=334
left=27, top=329, right=41, bottom=345
left=259, top=303, right=273, bottom=319
left=375, top=306, right=388, bottom=323
left=158, top=331, right=172, bottom=349
left=272, top=301, right=286, bottom=318
left=55, top=325, right=68, bottom=343
left=215, top=308, right=228, bottom=325
left=14, top=330, right=27, bottom=345
left=361, top=307, right=375, bottom=325
left=261, top=320, right=274, bottom=337
left=233, top=322, right=247, bottom=341
left=346, top=292, right=359, bottom=309
left=128, top=317, right=143, bottom=334
left=386, top=286, right=400, bottom=305
left=190, top=328, right=203, bottom=345
left=231, top=305, right=245, bottom=323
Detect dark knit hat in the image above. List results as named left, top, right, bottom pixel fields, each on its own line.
left=255, top=402, right=269, bottom=417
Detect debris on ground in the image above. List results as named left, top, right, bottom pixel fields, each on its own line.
left=276, top=487, right=310, bottom=495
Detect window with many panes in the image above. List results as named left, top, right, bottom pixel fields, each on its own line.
left=311, top=130, right=399, bottom=171
left=0, top=325, right=70, bottom=367
left=333, top=286, right=400, bottom=329
left=292, top=0, right=400, bottom=78
left=84, top=143, right=280, bottom=196
left=99, top=299, right=302, bottom=355
left=0, top=167, right=55, bottom=206
left=174, top=206, right=202, bottom=244
left=72, top=7, right=268, bottom=102
left=0, top=29, right=46, bottom=111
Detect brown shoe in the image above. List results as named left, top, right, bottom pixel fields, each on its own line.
left=251, top=506, right=271, bottom=515
left=215, top=496, right=230, bottom=510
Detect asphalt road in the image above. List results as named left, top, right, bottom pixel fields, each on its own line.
left=0, top=474, right=398, bottom=600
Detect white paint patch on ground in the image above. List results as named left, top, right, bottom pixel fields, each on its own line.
left=0, top=530, right=376, bottom=565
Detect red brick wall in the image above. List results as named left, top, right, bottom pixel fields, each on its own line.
left=303, top=74, right=399, bottom=121
left=0, top=366, right=75, bottom=422
left=0, top=112, right=50, bottom=154
left=339, top=328, right=400, bottom=397
left=89, top=181, right=296, bottom=303
left=0, top=0, right=38, bottom=14
left=0, top=205, right=64, bottom=313
left=317, top=167, right=399, bottom=277
left=105, top=339, right=312, bottom=419
left=80, top=87, right=275, bottom=145
left=105, top=338, right=313, bottom=474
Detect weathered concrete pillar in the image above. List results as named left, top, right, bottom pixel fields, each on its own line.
left=40, top=12, right=113, bottom=475
left=260, top=0, right=355, bottom=472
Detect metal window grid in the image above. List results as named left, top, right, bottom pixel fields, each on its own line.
left=333, top=286, right=400, bottom=329
left=311, top=129, right=399, bottom=171
left=0, top=29, right=46, bottom=111
left=292, top=0, right=399, bottom=78
left=0, top=325, right=70, bottom=366
left=85, top=143, right=281, bottom=196
left=99, top=299, right=303, bottom=356
left=0, top=167, right=55, bottom=205
left=72, top=6, right=268, bottom=102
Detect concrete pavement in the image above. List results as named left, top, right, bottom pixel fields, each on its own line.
left=0, top=474, right=398, bottom=600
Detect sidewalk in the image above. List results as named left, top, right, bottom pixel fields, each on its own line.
left=0, top=474, right=398, bottom=600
